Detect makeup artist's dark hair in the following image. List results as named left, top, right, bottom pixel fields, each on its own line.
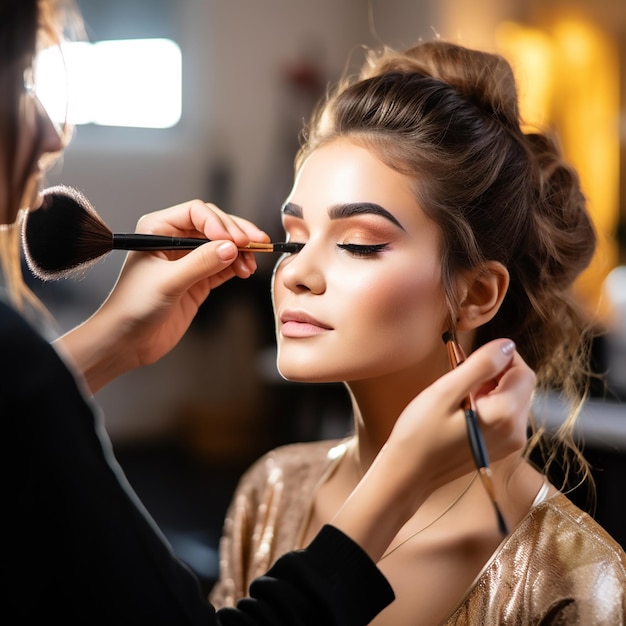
left=1, top=0, right=39, bottom=219
left=0, top=0, right=78, bottom=310
left=297, top=39, right=597, bottom=486
left=0, top=0, right=75, bottom=216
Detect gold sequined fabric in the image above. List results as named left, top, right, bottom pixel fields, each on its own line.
left=210, top=439, right=626, bottom=624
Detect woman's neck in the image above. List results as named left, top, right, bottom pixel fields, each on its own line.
left=346, top=357, right=449, bottom=472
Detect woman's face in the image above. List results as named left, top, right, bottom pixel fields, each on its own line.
left=0, top=63, right=63, bottom=225
left=272, top=139, right=450, bottom=384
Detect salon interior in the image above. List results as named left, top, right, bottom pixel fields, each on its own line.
left=27, top=0, right=626, bottom=593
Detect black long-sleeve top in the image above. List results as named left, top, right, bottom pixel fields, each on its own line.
left=1, top=300, right=393, bottom=625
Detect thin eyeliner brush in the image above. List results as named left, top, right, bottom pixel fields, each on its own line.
left=442, top=331, right=509, bottom=536
left=110, top=233, right=301, bottom=254
left=22, top=185, right=303, bottom=280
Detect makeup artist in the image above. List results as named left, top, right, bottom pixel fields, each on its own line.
left=1, top=0, right=536, bottom=623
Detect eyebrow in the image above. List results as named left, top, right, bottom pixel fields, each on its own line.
left=282, top=202, right=405, bottom=231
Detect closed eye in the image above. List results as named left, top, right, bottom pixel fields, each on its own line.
left=337, top=243, right=389, bottom=257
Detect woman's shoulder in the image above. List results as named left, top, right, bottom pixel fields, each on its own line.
left=506, top=493, right=626, bottom=619
left=492, top=492, right=626, bottom=588
left=535, top=492, right=626, bottom=567
left=239, top=438, right=347, bottom=486
left=225, top=438, right=349, bottom=515
left=447, top=492, right=626, bottom=623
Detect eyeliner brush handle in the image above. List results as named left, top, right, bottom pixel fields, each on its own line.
left=113, top=234, right=210, bottom=250
left=112, top=234, right=303, bottom=253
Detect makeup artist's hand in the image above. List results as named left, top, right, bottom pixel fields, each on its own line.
left=330, top=339, right=534, bottom=562
left=56, top=200, right=270, bottom=393
left=387, top=338, right=532, bottom=491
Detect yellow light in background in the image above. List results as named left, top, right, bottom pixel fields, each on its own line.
left=551, top=19, right=620, bottom=304
left=496, top=18, right=620, bottom=321
left=496, top=22, right=555, bottom=130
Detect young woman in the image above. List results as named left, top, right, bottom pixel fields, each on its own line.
left=210, top=41, right=626, bottom=624
left=2, top=1, right=535, bottom=623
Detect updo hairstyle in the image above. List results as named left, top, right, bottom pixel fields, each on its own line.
left=297, top=40, right=597, bottom=483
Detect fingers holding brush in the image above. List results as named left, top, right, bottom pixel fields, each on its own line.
left=139, top=198, right=268, bottom=244
left=388, top=339, right=532, bottom=490
left=440, top=339, right=533, bottom=467
left=337, top=339, right=535, bottom=557
left=463, top=344, right=536, bottom=535
left=56, top=201, right=271, bottom=394
left=136, top=199, right=269, bottom=277
left=472, top=348, right=535, bottom=446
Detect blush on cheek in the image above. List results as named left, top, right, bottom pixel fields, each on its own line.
left=365, top=265, right=445, bottom=319
left=362, top=271, right=448, bottom=349
left=270, top=269, right=284, bottom=317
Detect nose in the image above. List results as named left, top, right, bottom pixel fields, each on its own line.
left=34, top=95, right=64, bottom=155
left=276, top=241, right=326, bottom=295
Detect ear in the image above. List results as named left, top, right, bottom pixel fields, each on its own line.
left=455, top=261, right=509, bottom=331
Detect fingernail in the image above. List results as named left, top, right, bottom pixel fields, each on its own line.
left=501, top=340, right=516, bottom=356
left=217, top=241, right=237, bottom=261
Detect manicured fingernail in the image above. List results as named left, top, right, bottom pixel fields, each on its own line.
left=217, top=242, right=237, bottom=261
left=501, top=340, right=516, bottom=356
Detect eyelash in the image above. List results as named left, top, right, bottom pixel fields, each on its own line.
left=337, top=243, right=389, bottom=257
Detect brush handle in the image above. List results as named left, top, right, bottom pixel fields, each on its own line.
left=443, top=333, right=509, bottom=535
left=112, top=234, right=303, bottom=253
left=113, top=234, right=210, bottom=250
left=465, top=407, right=509, bottom=534
left=464, top=408, right=490, bottom=470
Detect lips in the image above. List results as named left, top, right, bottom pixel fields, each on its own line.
left=279, top=310, right=333, bottom=338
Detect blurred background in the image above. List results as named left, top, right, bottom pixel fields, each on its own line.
left=29, top=0, right=625, bottom=593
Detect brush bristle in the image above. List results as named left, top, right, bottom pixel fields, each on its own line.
left=22, top=185, right=113, bottom=280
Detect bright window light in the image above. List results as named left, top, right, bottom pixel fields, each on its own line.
left=35, top=38, right=182, bottom=129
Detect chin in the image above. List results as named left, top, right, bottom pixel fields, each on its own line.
left=20, top=175, right=43, bottom=212
left=276, top=360, right=342, bottom=384
left=277, top=369, right=333, bottom=384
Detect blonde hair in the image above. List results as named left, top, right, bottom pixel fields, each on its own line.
left=0, top=217, right=26, bottom=307
left=0, top=212, right=53, bottom=328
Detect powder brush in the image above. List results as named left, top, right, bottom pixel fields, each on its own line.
left=22, top=185, right=303, bottom=280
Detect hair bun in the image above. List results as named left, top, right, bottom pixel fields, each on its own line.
left=364, top=40, right=521, bottom=129
left=525, top=131, right=596, bottom=289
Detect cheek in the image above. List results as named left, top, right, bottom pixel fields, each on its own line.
left=366, top=279, right=446, bottom=365
left=272, top=254, right=450, bottom=383
left=270, top=260, right=286, bottom=317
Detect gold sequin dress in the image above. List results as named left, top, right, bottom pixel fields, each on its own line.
left=210, top=439, right=626, bottom=624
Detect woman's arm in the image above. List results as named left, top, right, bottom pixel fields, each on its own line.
left=36, top=197, right=533, bottom=623
left=5, top=294, right=531, bottom=624
left=218, top=340, right=535, bottom=626
left=219, top=339, right=531, bottom=623
left=56, top=199, right=268, bottom=393
left=5, top=301, right=389, bottom=626
left=329, top=339, right=531, bottom=563
left=216, top=525, right=393, bottom=625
